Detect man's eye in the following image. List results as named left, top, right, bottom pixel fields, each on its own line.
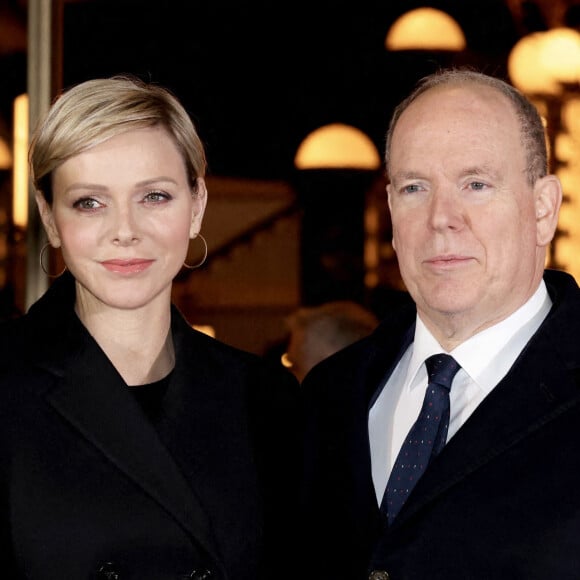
left=402, top=184, right=421, bottom=194
left=469, top=181, right=487, bottom=191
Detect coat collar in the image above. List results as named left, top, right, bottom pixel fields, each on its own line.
left=22, top=274, right=226, bottom=573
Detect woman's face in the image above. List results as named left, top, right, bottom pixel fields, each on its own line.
left=37, top=126, right=206, bottom=313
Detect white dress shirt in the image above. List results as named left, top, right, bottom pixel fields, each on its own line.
left=368, top=280, right=553, bottom=504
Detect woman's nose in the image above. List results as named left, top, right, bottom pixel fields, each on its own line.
left=111, top=207, right=140, bottom=245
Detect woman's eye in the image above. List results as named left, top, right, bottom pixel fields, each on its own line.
left=73, top=197, right=101, bottom=210
left=144, top=191, right=171, bottom=203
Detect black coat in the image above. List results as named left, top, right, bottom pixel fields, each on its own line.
left=301, top=269, right=580, bottom=580
left=0, top=273, right=301, bottom=580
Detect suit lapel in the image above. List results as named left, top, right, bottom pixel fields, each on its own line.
left=391, top=325, right=580, bottom=527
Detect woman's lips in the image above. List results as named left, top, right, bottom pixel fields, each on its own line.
left=101, top=259, right=154, bottom=274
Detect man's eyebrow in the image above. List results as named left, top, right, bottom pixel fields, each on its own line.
left=389, top=171, right=425, bottom=182
left=458, top=165, right=499, bottom=179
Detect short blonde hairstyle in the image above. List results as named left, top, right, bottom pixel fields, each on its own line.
left=30, top=75, right=207, bottom=203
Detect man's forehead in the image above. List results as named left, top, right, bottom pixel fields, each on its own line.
left=394, top=85, right=518, bottom=141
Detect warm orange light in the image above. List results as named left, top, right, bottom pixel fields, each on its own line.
left=13, top=93, right=29, bottom=228
left=280, top=352, right=292, bottom=369
left=385, top=8, right=466, bottom=52
left=562, top=97, right=580, bottom=133
left=294, top=123, right=381, bottom=170
left=192, top=324, right=215, bottom=338
left=0, top=138, right=11, bottom=170
left=508, top=28, right=580, bottom=95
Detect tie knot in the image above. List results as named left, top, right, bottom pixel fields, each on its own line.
left=425, top=354, right=461, bottom=390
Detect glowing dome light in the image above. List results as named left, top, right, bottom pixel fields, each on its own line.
left=540, top=28, right=580, bottom=85
left=294, top=123, right=381, bottom=170
left=385, top=8, right=466, bottom=52
left=508, top=28, right=580, bottom=96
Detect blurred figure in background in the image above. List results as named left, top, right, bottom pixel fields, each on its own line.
left=284, top=300, right=379, bottom=382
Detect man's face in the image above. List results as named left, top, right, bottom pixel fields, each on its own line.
left=387, top=84, right=559, bottom=346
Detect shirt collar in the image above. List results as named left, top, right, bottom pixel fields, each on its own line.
left=405, top=280, right=552, bottom=393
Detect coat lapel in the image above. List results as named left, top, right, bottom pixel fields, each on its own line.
left=392, top=305, right=580, bottom=528
left=156, top=311, right=264, bottom=550
left=42, top=319, right=224, bottom=571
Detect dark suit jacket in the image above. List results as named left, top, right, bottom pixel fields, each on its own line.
left=0, top=273, right=301, bottom=580
left=301, top=269, right=580, bottom=580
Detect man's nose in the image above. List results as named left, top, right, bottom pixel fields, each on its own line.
left=428, top=190, right=463, bottom=231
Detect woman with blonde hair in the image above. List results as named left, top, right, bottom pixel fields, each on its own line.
left=0, top=75, right=300, bottom=580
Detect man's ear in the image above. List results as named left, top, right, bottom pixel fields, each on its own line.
left=386, top=182, right=397, bottom=253
left=534, top=175, right=563, bottom=247
left=35, top=192, right=61, bottom=248
left=189, top=177, right=208, bottom=238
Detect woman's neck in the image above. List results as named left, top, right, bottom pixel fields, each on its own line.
left=74, top=291, right=175, bottom=386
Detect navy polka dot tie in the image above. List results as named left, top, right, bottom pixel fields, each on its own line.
left=383, top=353, right=461, bottom=524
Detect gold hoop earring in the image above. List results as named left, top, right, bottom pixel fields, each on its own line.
left=183, top=233, right=208, bottom=269
left=39, top=242, right=67, bottom=278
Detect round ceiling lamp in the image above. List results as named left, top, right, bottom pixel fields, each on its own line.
left=294, top=123, right=381, bottom=170
left=508, top=27, right=580, bottom=95
left=385, top=7, right=466, bottom=51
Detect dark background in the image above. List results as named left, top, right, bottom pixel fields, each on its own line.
left=4, top=0, right=580, bottom=183
left=59, top=0, right=520, bottom=181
